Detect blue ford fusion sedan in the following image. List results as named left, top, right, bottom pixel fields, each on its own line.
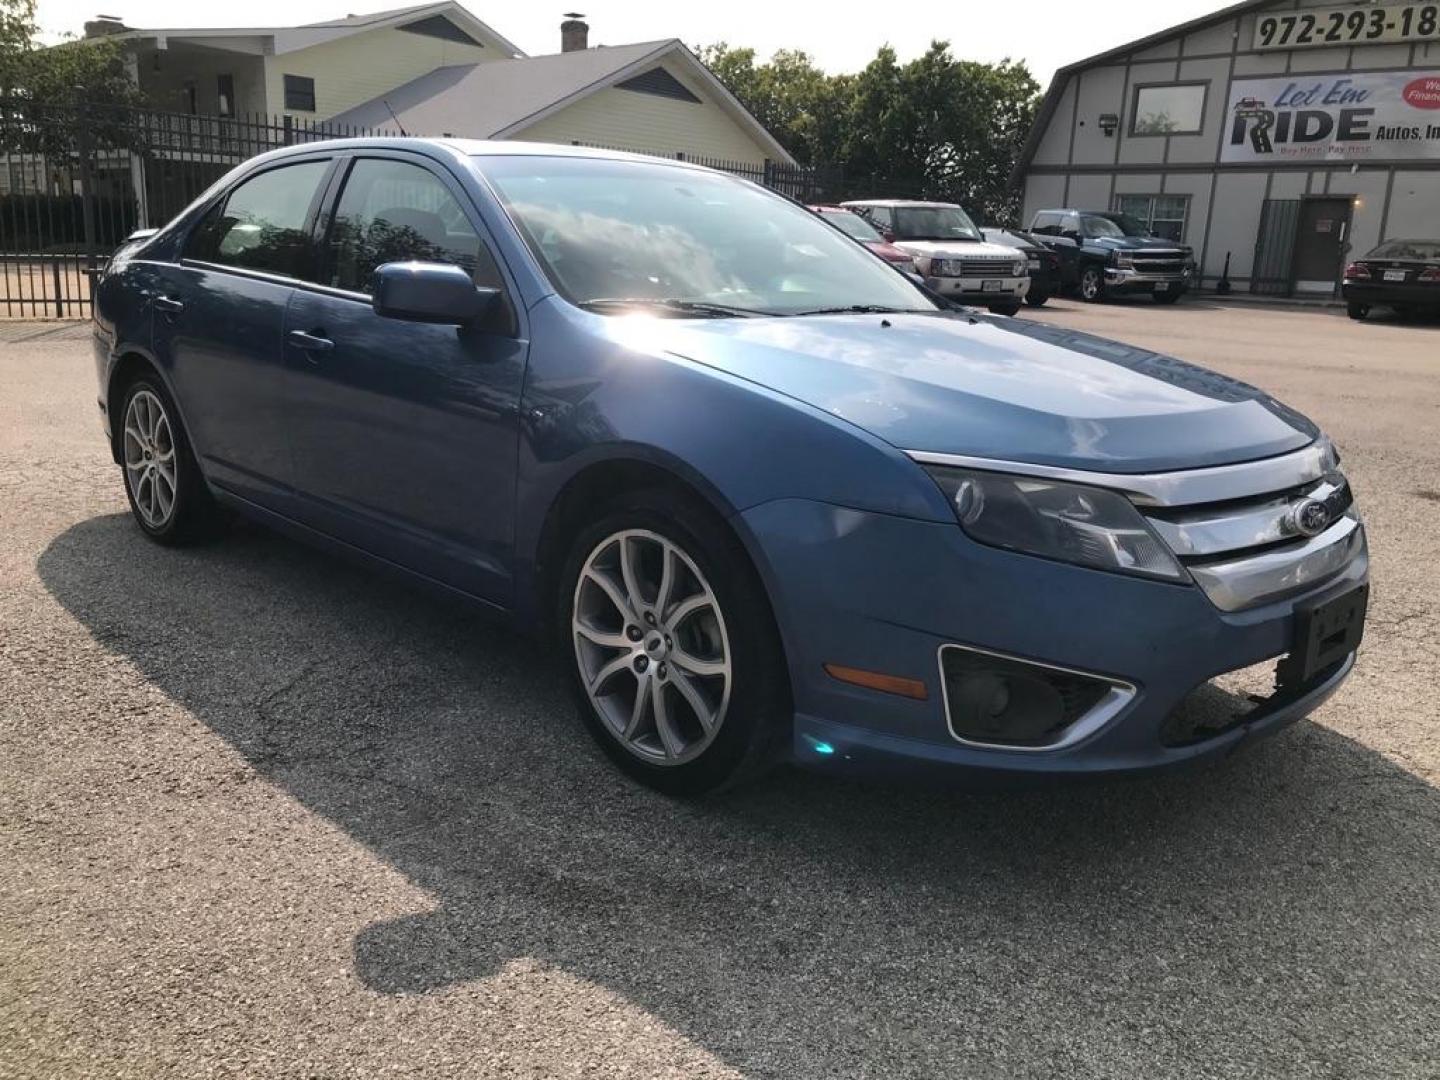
left=92, top=139, right=1368, bottom=795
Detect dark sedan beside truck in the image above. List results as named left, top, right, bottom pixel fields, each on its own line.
left=1342, top=240, right=1440, bottom=320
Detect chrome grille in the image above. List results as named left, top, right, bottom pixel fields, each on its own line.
left=1141, top=474, right=1361, bottom=611
left=1129, top=251, right=1187, bottom=274
left=958, top=258, right=1015, bottom=276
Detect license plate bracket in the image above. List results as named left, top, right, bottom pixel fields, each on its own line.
left=1383, top=269, right=1407, bottom=282
left=1278, top=582, right=1368, bottom=688
left=981, top=279, right=1003, bottom=292
left=1153, top=282, right=1172, bottom=294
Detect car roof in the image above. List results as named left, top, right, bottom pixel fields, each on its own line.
left=1034, top=209, right=1114, bottom=215
left=252, top=136, right=736, bottom=173
left=842, top=199, right=960, bottom=208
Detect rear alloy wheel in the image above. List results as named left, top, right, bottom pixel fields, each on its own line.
left=1347, top=301, right=1369, bottom=321
left=559, top=490, right=790, bottom=795
left=1079, top=265, right=1106, bottom=302
left=118, top=377, right=225, bottom=544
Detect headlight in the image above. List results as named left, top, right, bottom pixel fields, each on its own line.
left=931, top=258, right=964, bottom=277
left=924, top=467, right=1186, bottom=582
left=1013, top=261, right=1026, bottom=276
left=1114, top=252, right=1134, bottom=268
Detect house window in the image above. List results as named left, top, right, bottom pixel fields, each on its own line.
left=1130, top=83, right=1206, bottom=136
left=1115, top=194, right=1190, bottom=242
left=284, top=74, right=316, bottom=112
left=217, top=73, right=235, bottom=117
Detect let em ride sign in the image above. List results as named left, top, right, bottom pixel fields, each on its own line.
left=1222, top=71, right=1440, bottom=163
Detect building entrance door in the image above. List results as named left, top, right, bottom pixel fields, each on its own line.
left=1291, top=197, right=1352, bottom=296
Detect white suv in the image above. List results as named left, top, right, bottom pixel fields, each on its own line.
left=842, top=199, right=1029, bottom=315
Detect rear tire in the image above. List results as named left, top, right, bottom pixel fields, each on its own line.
left=557, top=487, right=790, bottom=796
left=1347, top=302, right=1369, bottom=320
left=1079, top=265, right=1106, bottom=302
left=117, top=376, right=226, bottom=545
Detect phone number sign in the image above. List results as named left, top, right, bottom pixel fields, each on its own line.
left=1254, top=3, right=1440, bottom=49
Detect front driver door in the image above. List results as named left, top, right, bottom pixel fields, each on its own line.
left=282, top=154, right=527, bottom=604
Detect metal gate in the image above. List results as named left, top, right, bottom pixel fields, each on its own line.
left=1250, top=198, right=1302, bottom=296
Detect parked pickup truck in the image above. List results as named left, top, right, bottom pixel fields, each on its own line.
left=843, top=199, right=1029, bottom=316
left=1028, top=209, right=1194, bottom=303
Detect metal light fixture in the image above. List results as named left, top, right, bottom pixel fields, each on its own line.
left=1098, top=113, right=1120, bottom=137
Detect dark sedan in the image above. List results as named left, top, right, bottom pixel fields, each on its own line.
left=981, top=227, right=1060, bottom=307
left=1343, top=239, right=1440, bottom=320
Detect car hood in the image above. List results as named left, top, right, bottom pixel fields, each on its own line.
left=645, top=312, right=1314, bottom=473
left=1091, top=235, right=1192, bottom=254
left=893, top=239, right=1021, bottom=260
left=865, top=240, right=915, bottom=263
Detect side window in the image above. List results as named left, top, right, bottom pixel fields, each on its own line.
left=862, top=206, right=893, bottom=230
left=1061, top=214, right=1081, bottom=241
left=326, top=158, right=503, bottom=294
left=1030, top=212, right=1059, bottom=235
left=186, top=160, right=330, bottom=280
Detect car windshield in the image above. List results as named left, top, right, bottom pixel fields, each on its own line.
left=1083, top=214, right=1150, bottom=239
left=1369, top=239, right=1440, bottom=261
left=819, top=209, right=884, bottom=243
left=889, top=205, right=983, bottom=243
left=477, top=156, right=938, bottom=317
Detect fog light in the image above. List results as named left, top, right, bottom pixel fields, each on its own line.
left=949, top=671, right=1064, bottom=744
left=940, top=645, right=1123, bottom=748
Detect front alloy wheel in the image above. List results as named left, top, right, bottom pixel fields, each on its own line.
left=572, top=529, right=732, bottom=765
left=1079, top=266, right=1105, bottom=302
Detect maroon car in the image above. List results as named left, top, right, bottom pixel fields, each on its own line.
left=809, top=205, right=916, bottom=270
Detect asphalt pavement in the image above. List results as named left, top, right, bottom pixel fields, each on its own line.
left=2, top=302, right=1438, bottom=1079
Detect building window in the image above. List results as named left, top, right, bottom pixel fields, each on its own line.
left=1130, top=83, right=1206, bottom=136
left=1115, top=194, right=1190, bottom=242
left=284, top=74, right=316, bottom=112
left=217, top=73, right=235, bottom=117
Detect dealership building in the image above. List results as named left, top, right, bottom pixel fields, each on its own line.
left=1016, top=0, right=1440, bottom=296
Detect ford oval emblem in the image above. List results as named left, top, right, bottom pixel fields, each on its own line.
left=1289, top=498, right=1331, bottom=538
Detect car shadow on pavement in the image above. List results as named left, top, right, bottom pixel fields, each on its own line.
left=38, top=513, right=1440, bottom=1075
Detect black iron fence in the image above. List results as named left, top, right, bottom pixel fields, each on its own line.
left=0, top=98, right=925, bottom=319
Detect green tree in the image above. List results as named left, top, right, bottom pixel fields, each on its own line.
left=698, top=39, right=1040, bottom=223
left=1, top=0, right=141, bottom=109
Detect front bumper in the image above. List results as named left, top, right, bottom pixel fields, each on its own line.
left=925, top=275, right=1030, bottom=304
left=740, top=498, right=1366, bottom=781
left=1105, top=267, right=1191, bottom=295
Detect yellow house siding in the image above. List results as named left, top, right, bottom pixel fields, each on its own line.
left=264, top=27, right=494, bottom=121
left=513, top=63, right=775, bottom=164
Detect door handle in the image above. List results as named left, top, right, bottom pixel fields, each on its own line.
left=287, top=329, right=334, bottom=353
left=153, top=295, right=184, bottom=313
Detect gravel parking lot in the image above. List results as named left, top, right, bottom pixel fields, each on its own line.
left=2, top=302, right=1438, bottom=1079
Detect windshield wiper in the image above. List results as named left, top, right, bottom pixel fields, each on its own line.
left=578, top=297, right=766, bottom=318
left=791, top=304, right=910, bottom=316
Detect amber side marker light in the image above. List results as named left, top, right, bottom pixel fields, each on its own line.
left=823, top=663, right=929, bottom=701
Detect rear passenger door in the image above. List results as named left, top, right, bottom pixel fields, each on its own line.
left=282, top=153, right=527, bottom=604
left=150, top=156, right=334, bottom=509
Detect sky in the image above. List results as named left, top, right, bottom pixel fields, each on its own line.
left=34, top=0, right=1235, bottom=86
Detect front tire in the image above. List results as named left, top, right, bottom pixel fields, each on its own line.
left=1153, top=291, right=1182, bottom=305
left=988, top=303, right=1021, bottom=317
left=1347, top=301, right=1369, bottom=320
left=1024, top=291, right=1050, bottom=308
left=1079, top=265, right=1106, bottom=302
left=118, top=377, right=224, bottom=545
left=557, top=488, right=790, bottom=796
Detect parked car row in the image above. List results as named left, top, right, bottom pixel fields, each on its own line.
left=1342, top=239, right=1440, bottom=320
left=808, top=199, right=1195, bottom=313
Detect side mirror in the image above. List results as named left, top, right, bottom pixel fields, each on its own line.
left=371, top=261, right=496, bottom=325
